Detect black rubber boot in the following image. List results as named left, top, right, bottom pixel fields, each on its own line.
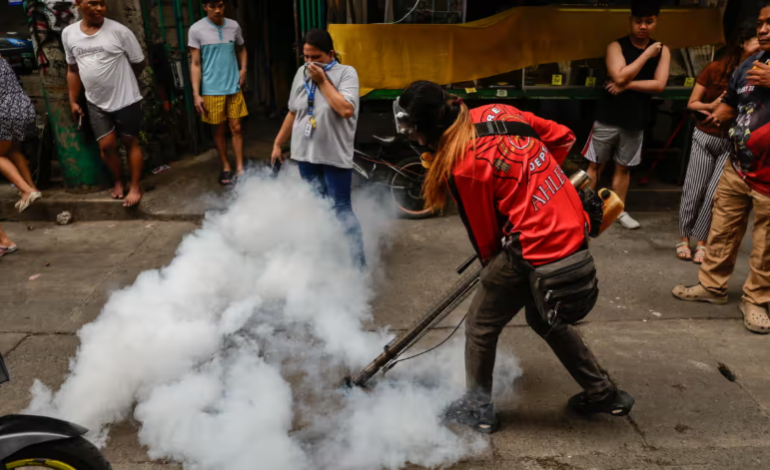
left=568, top=389, right=635, bottom=416
left=444, top=397, right=499, bottom=434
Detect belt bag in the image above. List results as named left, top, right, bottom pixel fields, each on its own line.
left=528, top=248, right=598, bottom=326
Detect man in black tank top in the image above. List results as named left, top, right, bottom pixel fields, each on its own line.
left=583, top=0, right=671, bottom=230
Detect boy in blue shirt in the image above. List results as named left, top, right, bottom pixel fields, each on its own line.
left=189, top=0, right=248, bottom=185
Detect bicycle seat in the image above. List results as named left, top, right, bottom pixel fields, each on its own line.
left=373, top=135, right=396, bottom=146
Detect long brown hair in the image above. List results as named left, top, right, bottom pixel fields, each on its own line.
left=717, top=28, right=757, bottom=83
left=423, top=102, right=475, bottom=210
left=399, top=81, right=476, bottom=210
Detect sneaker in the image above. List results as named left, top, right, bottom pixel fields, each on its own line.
left=672, top=283, right=728, bottom=305
left=568, top=389, right=635, bottom=416
left=739, top=301, right=770, bottom=335
left=617, top=212, right=641, bottom=230
left=444, top=396, right=499, bottom=434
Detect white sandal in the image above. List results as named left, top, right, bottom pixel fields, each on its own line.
left=693, top=246, right=707, bottom=264
left=676, top=242, right=692, bottom=261
left=18, top=191, right=42, bottom=213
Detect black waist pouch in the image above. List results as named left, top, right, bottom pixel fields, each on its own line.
left=528, top=248, right=599, bottom=326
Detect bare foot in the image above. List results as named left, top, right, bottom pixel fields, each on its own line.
left=111, top=182, right=125, bottom=200
left=0, top=235, right=13, bottom=247
left=123, top=186, right=143, bottom=208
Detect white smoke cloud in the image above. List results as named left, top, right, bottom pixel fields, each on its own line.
left=25, top=166, right=521, bottom=470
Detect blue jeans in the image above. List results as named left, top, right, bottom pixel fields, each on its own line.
left=297, top=161, right=366, bottom=267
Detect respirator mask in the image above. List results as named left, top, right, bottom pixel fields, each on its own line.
left=394, top=97, right=436, bottom=168
left=393, top=97, right=416, bottom=136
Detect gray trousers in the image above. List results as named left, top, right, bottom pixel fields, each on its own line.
left=465, top=252, right=611, bottom=404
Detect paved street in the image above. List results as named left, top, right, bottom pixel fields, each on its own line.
left=0, top=211, right=768, bottom=470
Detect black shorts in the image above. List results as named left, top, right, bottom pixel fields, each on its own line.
left=87, top=101, right=142, bottom=141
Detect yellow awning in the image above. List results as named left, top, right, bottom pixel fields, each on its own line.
left=329, top=5, right=724, bottom=95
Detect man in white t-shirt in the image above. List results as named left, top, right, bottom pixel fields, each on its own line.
left=62, top=0, right=147, bottom=207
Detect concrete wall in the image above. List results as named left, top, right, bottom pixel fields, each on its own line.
left=106, top=0, right=147, bottom=51
left=105, top=0, right=151, bottom=90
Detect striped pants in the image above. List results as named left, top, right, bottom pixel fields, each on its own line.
left=678, top=128, right=732, bottom=241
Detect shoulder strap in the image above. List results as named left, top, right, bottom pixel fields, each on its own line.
left=474, top=121, right=541, bottom=141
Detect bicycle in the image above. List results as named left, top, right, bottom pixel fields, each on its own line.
left=352, top=135, right=437, bottom=220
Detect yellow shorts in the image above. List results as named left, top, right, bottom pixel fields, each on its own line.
left=202, top=91, right=249, bottom=125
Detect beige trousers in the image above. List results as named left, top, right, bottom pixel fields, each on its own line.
left=699, top=160, right=770, bottom=306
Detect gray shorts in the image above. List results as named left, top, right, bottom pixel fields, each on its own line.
left=582, top=121, right=644, bottom=167
left=87, top=100, right=142, bottom=142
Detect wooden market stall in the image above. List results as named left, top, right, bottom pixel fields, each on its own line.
left=328, top=0, right=729, bottom=197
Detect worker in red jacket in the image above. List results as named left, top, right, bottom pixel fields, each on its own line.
left=395, top=81, right=634, bottom=434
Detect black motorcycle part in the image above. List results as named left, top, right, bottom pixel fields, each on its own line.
left=0, top=414, right=88, bottom=461
left=0, top=351, right=8, bottom=386
left=3, top=436, right=112, bottom=470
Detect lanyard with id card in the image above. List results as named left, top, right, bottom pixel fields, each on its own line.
left=303, top=61, right=338, bottom=138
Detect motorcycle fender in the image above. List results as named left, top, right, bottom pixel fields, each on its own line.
left=0, top=414, right=88, bottom=462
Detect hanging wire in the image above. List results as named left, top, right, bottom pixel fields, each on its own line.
left=383, top=315, right=467, bottom=374
left=385, top=0, right=421, bottom=24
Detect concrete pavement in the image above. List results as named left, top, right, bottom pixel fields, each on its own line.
left=0, top=212, right=767, bottom=470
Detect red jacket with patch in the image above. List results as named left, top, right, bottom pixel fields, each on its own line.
left=449, top=104, right=588, bottom=266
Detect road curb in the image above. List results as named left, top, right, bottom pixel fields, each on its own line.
left=2, top=188, right=681, bottom=223
left=1, top=199, right=204, bottom=224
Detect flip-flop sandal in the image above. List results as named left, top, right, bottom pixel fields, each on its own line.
left=219, top=171, right=234, bottom=186
left=18, top=191, right=42, bottom=213
left=693, top=246, right=707, bottom=264
left=676, top=242, right=692, bottom=261
left=0, top=245, right=18, bottom=257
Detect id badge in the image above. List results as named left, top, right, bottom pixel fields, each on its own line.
left=304, top=121, right=314, bottom=138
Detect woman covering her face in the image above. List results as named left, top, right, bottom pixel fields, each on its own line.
left=271, top=29, right=365, bottom=268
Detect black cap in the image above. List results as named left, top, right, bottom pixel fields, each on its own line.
left=631, top=0, right=661, bottom=17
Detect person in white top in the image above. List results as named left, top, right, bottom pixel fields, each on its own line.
left=63, top=0, right=147, bottom=207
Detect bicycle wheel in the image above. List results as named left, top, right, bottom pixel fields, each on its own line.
left=390, top=156, right=437, bottom=220
left=3, top=437, right=111, bottom=470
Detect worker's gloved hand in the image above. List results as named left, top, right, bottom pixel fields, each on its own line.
left=583, top=191, right=603, bottom=238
